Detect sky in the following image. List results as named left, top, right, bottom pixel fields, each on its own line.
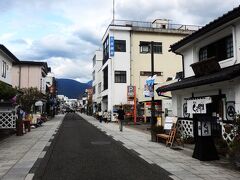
left=0, top=0, right=240, bottom=82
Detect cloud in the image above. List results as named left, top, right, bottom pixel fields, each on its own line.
left=1, top=0, right=240, bottom=82
left=46, top=57, right=92, bottom=83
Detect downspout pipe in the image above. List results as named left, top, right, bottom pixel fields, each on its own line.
left=171, top=50, right=185, bottom=79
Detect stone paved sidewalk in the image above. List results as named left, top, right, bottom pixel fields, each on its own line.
left=0, top=115, right=64, bottom=180
left=79, top=113, right=240, bottom=180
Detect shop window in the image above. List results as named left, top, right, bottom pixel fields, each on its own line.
left=115, top=71, right=126, bottom=83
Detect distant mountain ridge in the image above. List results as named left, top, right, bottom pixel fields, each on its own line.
left=56, top=78, right=92, bottom=99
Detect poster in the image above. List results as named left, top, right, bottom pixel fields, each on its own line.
left=143, top=75, right=156, bottom=98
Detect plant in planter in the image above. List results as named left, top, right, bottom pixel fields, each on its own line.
left=228, top=114, right=240, bottom=168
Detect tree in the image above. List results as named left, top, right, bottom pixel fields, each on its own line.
left=0, top=81, right=17, bottom=101
left=17, top=87, right=45, bottom=113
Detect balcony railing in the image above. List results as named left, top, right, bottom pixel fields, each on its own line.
left=111, top=19, right=202, bottom=31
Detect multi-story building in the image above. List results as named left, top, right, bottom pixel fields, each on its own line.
left=92, top=50, right=103, bottom=113
left=100, top=19, right=200, bottom=119
left=12, top=61, right=50, bottom=94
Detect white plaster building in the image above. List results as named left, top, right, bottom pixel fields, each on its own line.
left=92, top=50, right=103, bottom=113
left=100, top=19, right=199, bottom=117
left=0, top=45, right=19, bottom=86
left=156, top=6, right=240, bottom=143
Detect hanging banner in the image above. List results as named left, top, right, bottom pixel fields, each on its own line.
left=187, top=97, right=212, bottom=114
left=143, top=75, right=156, bottom=98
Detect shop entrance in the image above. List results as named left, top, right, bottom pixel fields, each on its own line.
left=192, top=95, right=225, bottom=161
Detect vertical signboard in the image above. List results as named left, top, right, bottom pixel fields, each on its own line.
left=109, top=36, right=114, bottom=57
left=127, top=86, right=137, bottom=124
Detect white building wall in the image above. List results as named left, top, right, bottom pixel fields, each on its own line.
left=92, top=50, right=103, bottom=105
left=182, top=21, right=240, bottom=78
left=109, top=30, right=131, bottom=107
left=0, top=53, right=13, bottom=85
left=235, top=21, right=240, bottom=64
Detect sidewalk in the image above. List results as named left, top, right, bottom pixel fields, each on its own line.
left=79, top=113, right=240, bottom=180
left=0, top=115, right=64, bottom=180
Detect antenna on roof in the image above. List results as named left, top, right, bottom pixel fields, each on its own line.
left=113, top=0, right=115, bottom=25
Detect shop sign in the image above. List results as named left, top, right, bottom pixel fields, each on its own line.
left=198, top=121, right=211, bottom=136
left=127, top=86, right=135, bottom=97
left=109, top=36, right=114, bottom=57
left=226, top=101, right=235, bottom=121
left=187, top=97, right=212, bottom=114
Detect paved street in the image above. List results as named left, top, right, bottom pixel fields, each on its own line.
left=0, top=115, right=63, bottom=180
left=33, top=113, right=171, bottom=180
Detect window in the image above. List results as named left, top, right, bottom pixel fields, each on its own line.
left=92, top=55, right=96, bottom=67
left=140, top=41, right=162, bottom=54
left=153, top=42, right=162, bottom=54
left=1, top=61, right=6, bottom=78
left=92, top=71, right=95, bottom=81
left=115, top=71, right=126, bottom=83
left=103, top=36, right=109, bottom=65
left=103, top=66, right=108, bottom=90
left=114, top=40, right=126, bottom=52
left=93, top=86, right=96, bottom=94
left=98, top=83, right=101, bottom=93
left=199, top=35, right=233, bottom=62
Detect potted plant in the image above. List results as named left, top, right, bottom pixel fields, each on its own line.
left=0, top=81, right=17, bottom=102
left=228, top=114, right=240, bottom=169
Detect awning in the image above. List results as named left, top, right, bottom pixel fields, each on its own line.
left=156, top=63, right=240, bottom=94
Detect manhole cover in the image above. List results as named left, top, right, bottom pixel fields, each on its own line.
left=91, top=141, right=111, bottom=145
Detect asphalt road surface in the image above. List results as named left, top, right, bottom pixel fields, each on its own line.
left=33, top=113, right=172, bottom=180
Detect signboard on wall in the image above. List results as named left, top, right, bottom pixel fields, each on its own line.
left=109, top=36, right=114, bottom=57
left=226, top=101, right=235, bottom=121
left=127, top=86, right=135, bottom=98
left=187, top=97, right=212, bottom=114
left=198, top=121, right=211, bottom=136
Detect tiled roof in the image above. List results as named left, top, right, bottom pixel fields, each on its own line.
left=170, top=5, right=240, bottom=52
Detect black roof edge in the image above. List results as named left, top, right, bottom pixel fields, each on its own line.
left=170, top=5, right=240, bottom=52
left=0, top=44, right=19, bottom=62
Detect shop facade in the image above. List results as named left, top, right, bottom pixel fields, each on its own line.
left=157, top=6, right=240, bottom=160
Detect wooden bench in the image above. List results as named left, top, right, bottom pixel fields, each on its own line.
left=157, top=127, right=177, bottom=147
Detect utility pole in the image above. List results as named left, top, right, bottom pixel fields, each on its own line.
left=150, top=41, right=155, bottom=127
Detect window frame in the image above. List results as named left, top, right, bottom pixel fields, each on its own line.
left=2, top=60, right=7, bottom=78
left=115, top=71, right=127, bottom=83
left=114, top=40, right=126, bottom=52
left=139, top=41, right=162, bottom=54
left=199, top=35, right=233, bottom=62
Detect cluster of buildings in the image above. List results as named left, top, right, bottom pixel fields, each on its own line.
left=91, top=5, right=240, bottom=160
left=0, top=44, right=57, bottom=129
left=92, top=19, right=200, bottom=120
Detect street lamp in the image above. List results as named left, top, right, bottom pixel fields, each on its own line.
left=140, top=41, right=156, bottom=136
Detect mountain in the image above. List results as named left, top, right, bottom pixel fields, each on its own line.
left=56, top=79, right=92, bottom=99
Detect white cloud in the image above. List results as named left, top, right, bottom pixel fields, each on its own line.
left=0, top=0, right=240, bottom=82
